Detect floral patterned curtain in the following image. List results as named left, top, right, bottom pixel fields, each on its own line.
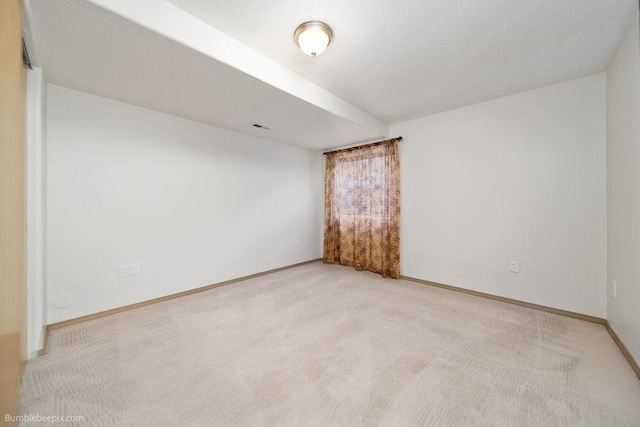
left=323, top=138, right=400, bottom=278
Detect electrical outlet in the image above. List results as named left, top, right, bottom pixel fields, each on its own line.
left=612, top=280, right=617, bottom=298
left=130, top=262, right=141, bottom=275
left=119, top=264, right=130, bottom=277
left=510, top=261, right=520, bottom=273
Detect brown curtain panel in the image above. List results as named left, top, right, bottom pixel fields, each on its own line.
left=323, top=138, right=400, bottom=278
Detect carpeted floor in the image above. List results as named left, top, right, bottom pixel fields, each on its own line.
left=20, top=262, right=640, bottom=426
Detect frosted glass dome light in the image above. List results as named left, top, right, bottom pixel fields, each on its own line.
left=294, top=21, right=333, bottom=57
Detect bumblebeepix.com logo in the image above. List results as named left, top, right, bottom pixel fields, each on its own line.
left=5, top=413, right=85, bottom=424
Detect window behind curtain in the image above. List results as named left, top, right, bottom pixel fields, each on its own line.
left=323, top=138, right=400, bottom=278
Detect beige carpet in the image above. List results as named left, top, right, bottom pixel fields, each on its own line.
left=20, top=262, right=640, bottom=426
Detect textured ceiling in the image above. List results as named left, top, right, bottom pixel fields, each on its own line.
left=26, top=0, right=385, bottom=150
left=166, top=0, right=637, bottom=123
left=25, top=0, right=638, bottom=149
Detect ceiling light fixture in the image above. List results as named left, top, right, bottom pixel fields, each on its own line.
left=294, top=21, right=333, bottom=57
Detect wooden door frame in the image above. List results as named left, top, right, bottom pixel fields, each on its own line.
left=0, top=0, right=27, bottom=422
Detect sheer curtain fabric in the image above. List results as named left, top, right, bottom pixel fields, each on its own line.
left=323, top=139, right=400, bottom=278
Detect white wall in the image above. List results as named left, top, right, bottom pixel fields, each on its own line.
left=46, top=85, right=321, bottom=324
left=607, top=11, right=640, bottom=363
left=26, top=67, right=46, bottom=358
left=392, top=73, right=607, bottom=318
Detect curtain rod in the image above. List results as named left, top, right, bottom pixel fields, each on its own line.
left=323, top=136, right=403, bottom=155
